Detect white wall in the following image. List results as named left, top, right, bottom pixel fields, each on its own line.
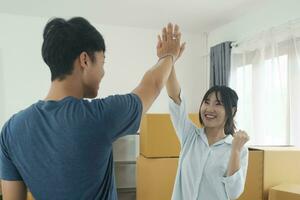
left=0, top=13, right=208, bottom=127
left=208, top=0, right=300, bottom=47
left=0, top=49, right=5, bottom=127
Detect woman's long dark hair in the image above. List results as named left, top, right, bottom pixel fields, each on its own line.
left=199, top=85, right=238, bottom=135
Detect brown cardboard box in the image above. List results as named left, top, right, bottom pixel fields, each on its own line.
left=140, top=113, right=201, bottom=158
left=136, top=155, right=178, bottom=200
left=27, top=192, right=35, bottom=200
left=268, top=184, right=300, bottom=200
left=238, top=146, right=300, bottom=200
left=137, top=147, right=300, bottom=200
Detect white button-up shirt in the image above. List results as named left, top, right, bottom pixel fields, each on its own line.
left=169, top=93, right=248, bottom=200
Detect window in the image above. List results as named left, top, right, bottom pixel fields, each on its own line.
left=233, top=55, right=288, bottom=145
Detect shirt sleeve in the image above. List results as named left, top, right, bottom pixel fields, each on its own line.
left=0, top=123, right=23, bottom=181
left=168, top=91, right=197, bottom=146
left=92, top=93, right=143, bottom=143
left=222, top=147, right=249, bottom=199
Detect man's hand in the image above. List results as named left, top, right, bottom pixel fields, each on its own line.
left=156, top=23, right=182, bottom=62
left=175, top=42, right=186, bottom=62
left=132, top=22, right=183, bottom=115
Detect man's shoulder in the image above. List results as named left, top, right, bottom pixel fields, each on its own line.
left=0, top=105, right=36, bottom=147
left=2, top=104, right=36, bottom=130
left=91, top=93, right=142, bottom=109
left=9, top=102, right=35, bottom=119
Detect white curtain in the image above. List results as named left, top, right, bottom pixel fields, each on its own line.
left=230, top=20, right=300, bottom=146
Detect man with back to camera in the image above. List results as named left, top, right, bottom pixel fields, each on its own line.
left=0, top=17, right=184, bottom=199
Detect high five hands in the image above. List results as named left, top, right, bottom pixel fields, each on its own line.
left=156, top=23, right=185, bottom=63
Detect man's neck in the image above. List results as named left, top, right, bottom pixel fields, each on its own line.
left=45, top=76, right=83, bottom=101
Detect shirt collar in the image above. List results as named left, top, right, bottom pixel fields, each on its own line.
left=197, top=128, right=233, bottom=146
left=224, top=134, right=233, bottom=144
left=197, top=128, right=209, bottom=145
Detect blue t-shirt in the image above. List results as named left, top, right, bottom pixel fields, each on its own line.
left=0, top=93, right=142, bottom=200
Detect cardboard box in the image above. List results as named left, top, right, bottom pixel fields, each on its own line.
left=27, top=192, right=35, bottom=200
left=136, top=155, right=178, bottom=200
left=238, top=146, right=300, bottom=200
left=136, top=147, right=300, bottom=200
left=140, top=113, right=201, bottom=158
left=269, top=184, right=300, bottom=200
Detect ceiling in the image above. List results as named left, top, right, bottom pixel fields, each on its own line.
left=0, top=0, right=267, bottom=33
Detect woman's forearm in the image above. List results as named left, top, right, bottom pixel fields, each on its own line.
left=166, top=67, right=181, bottom=105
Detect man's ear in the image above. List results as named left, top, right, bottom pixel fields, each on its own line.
left=79, top=51, right=89, bottom=69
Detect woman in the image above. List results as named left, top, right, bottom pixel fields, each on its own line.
left=159, top=40, right=249, bottom=199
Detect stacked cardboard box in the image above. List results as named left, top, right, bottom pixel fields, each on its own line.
left=27, top=192, right=34, bottom=200
left=239, top=146, right=300, bottom=200
left=136, top=115, right=300, bottom=200
left=268, top=184, right=300, bottom=200
left=136, top=113, right=200, bottom=200
left=136, top=156, right=179, bottom=200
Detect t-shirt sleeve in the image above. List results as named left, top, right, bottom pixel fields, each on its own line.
left=92, top=93, right=143, bottom=143
left=0, top=123, right=23, bottom=180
